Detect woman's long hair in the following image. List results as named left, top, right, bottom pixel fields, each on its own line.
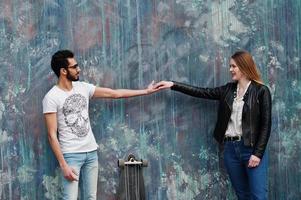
left=231, top=51, right=263, bottom=84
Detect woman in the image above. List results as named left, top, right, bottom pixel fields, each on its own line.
left=156, top=50, right=271, bottom=200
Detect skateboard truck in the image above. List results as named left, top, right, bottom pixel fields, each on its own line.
left=118, top=154, right=148, bottom=168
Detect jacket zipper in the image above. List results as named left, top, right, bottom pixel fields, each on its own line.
left=249, top=97, right=253, bottom=147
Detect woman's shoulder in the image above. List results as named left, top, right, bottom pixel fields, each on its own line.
left=224, top=81, right=237, bottom=89
left=251, top=81, right=271, bottom=95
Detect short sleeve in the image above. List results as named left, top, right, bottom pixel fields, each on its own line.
left=42, top=95, right=57, bottom=114
left=81, top=82, right=96, bottom=99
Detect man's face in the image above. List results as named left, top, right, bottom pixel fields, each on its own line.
left=66, top=58, right=80, bottom=81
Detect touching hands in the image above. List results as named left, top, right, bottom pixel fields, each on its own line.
left=154, top=81, right=174, bottom=89
left=146, top=80, right=160, bottom=94
left=146, top=80, right=174, bottom=94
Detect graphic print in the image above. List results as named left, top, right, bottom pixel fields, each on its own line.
left=63, top=94, right=89, bottom=137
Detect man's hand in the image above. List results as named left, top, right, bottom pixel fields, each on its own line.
left=248, top=155, right=261, bottom=168
left=154, top=81, right=174, bottom=89
left=145, top=80, right=161, bottom=94
left=61, top=165, right=79, bottom=181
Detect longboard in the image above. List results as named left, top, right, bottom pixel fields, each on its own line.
left=116, top=154, right=148, bottom=200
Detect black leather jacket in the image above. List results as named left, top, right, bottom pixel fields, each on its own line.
left=171, top=81, right=272, bottom=158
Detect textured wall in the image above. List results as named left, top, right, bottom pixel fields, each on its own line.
left=0, top=0, right=300, bottom=199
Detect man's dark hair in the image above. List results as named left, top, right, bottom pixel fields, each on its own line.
left=51, top=50, right=74, bottom=77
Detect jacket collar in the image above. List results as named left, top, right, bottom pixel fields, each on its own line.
left=225, top=82, right=236, bottom=110
left=225, top=81, right=256, bottom=109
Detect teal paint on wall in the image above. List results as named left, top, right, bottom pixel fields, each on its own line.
left=0, top=0, right=300, bottom=199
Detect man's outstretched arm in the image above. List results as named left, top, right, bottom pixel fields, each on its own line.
left=92, top=81, right=160, bottom=98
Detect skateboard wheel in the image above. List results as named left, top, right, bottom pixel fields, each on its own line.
left=118, top=159, right=125, bottom=168
left=141, top=159, right=148, bottom=167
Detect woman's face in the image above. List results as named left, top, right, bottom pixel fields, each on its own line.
left=229, top=58, right=246, bottom=81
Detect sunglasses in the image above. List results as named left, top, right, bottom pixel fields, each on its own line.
left=66, top=64, right=80, bottom=70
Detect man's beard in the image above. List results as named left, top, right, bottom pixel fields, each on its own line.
left=66, top=71, right=79, bottom=81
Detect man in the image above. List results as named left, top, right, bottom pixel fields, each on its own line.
left=42, top=50, right=159, bottom=199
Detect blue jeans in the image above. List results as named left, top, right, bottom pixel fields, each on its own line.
left=223, top=140, right=268, bottom=200
left=62, top=150, right=98, bottom=200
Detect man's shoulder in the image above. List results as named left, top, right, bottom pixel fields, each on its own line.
left=43, top=85, right=59, bottom=100
left=73, top=81, right=96, bottom=94
left=73, top=81, right=94, bottom=87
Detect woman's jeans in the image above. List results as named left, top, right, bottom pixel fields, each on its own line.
left=224, top=140, right=268, bottom=200
left=62, top=150, right=99, bottom=200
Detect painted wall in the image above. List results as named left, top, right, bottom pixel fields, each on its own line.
left=0, top=0, right=300, bottom=199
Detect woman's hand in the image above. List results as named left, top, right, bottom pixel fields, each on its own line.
left=154, top=81, right=174, bottom=89
left=248, top=155, right=261, bottom=168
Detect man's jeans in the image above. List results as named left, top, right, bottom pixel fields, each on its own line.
left=223, top=140, right=268, bottom=200
left=62, top=150, right=98, bottom=200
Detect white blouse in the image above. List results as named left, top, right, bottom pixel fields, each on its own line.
left=225, top=81, right=251, bottom=137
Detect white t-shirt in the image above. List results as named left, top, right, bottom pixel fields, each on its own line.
left=42, top=81, right=98, bottom=153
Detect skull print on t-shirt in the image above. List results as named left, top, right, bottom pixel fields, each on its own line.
left=63, top=93, right=90, bottom=137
